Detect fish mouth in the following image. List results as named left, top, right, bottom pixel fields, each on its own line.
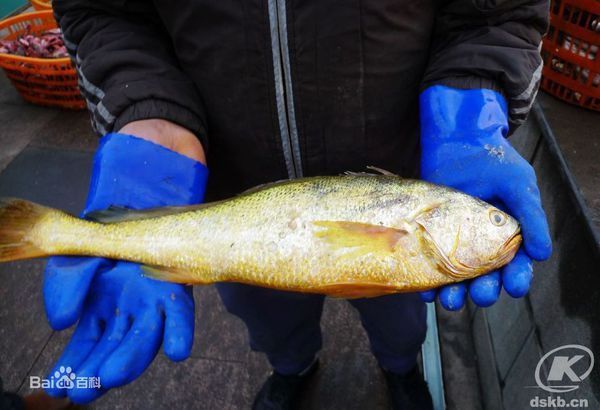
left=495, top=228, right=522, bottom=263
left=452, top=227, right=522, bottom=275
left=421, top=225, right=522, bottom=280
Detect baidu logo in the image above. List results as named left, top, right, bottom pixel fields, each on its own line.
left=29, top=366, right=101, bottom=390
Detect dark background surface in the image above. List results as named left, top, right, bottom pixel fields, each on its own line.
left=467, top=97, right=600, bottom=409
left=0, top=69, right=598, bottom=409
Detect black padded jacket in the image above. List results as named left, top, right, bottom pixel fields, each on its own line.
left=54, top=0, right=548, bottom=199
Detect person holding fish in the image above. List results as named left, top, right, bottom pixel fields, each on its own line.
left=0, top=0, right=552, bottom=408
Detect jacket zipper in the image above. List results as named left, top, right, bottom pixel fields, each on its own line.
left=268, top=0, right=303, bottom=179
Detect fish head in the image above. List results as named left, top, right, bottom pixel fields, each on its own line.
left=415, top=197, right=521, bottom=279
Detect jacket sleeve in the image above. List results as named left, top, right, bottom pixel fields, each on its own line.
left=53, top=0, right=209, bottom=148
left=421, top=0, right=549, bottom=129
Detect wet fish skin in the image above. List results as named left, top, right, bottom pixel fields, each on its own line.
left=0, top=175, right=521, bottom=298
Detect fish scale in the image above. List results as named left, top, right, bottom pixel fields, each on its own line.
left=0, top=174, right=522, bottom=298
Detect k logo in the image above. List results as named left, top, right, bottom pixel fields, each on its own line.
left=535, top=345, right=594, bottom=393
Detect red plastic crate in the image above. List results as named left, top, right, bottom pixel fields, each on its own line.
left=541, top=0, right=600, bottom=111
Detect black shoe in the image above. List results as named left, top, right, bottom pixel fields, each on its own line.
left=382, top=366, right=433, bottom=410
left=252, top=360, right=319, bottom=410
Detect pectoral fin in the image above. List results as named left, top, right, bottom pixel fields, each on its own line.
left=313, top=221, right=408, bottom=256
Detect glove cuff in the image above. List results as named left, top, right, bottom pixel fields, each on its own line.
left=84, top=133, right=208, bottom=214
left=419, top=85, right=509, bottom=144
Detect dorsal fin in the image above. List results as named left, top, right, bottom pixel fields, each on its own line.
left=343, top=166, right=398, bottom=177
left=238, top=178, right=293, bottom=196
left=90, top=178, right=301, bottom=223
left=86, top=202, right=219, bottom=224
left=366, top=166, right=397, bottom=176
left=343, top=171, right=377, bottom=177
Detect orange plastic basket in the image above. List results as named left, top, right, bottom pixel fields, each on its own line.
left=0, top=10, right=85, bottom=110
left=30, top=0, right=52, bottom=11
left=541, top=0, right=600, bottom=111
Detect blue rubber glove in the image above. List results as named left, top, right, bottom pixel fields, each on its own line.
left=43, top=134, right=208, bottom=403
left=419, top=86, right=552, bottom=310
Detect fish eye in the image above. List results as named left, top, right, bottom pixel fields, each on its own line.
left=489, top=210, right=507, bottom=226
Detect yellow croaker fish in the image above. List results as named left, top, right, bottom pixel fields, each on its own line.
left=0, top=171, right=521, bottom=298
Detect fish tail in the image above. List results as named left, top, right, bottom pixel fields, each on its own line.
left=0, top=198, right=54, bottom=262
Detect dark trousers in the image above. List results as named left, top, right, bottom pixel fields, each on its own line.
left=216, top=283, right=427, bottom=375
